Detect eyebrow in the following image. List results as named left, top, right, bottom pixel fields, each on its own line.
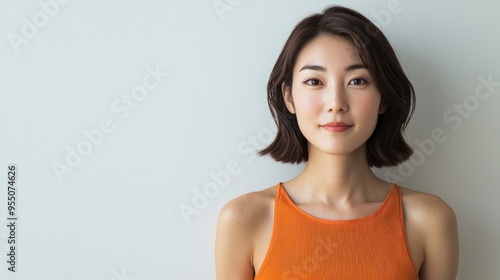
left=298, top=63, right=368, bottom=72
left=299, top=65, right=327, bottom=72
left=345, top=63, right=368, bottom=72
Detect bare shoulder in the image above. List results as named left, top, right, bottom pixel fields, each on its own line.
left=399, top=186, right=459, bottom=279
left=215, top=185, right=276, bottom=280
left=399, top=186, right=457, bottom=223
left=217, top=185, right=276, bottom=231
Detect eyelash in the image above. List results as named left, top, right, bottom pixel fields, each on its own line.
left=304, top=78, right=322, bottom=86
left=348, top=77, right=369, bottom=86
left=303, top=77, right=369, bottom=86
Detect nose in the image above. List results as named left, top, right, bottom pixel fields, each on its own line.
left=326, top=84, right=348, bottom=113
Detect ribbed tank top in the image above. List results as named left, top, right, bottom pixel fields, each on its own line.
left=254, top=182, right=419, bottom=279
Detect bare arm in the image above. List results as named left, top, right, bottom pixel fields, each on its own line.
left=418, top=196, right=459, bottom=280
left=215, top=196, right=257, bottom=280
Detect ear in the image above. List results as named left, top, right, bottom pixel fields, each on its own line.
left=282, top=82, right=296, bottom=114
left=378, top=101, right=386, bottom=114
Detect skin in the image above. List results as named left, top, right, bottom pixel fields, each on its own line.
left=215, top=35, right=459, bottom=280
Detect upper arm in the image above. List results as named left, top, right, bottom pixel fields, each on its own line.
left=418, top=196, right=459, bottom=280
left=215, top=195, right=259, bottom=280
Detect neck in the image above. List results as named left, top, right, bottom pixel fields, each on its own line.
left=289, top=144, right=386, bottom=204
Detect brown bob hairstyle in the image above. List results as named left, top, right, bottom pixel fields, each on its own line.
left=258, top=5, right=416, bottom=168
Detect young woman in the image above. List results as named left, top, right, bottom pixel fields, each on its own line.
left=215, top=5, right=459, bottom=279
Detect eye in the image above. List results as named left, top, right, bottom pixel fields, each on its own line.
left=304, top=78, right=323, bottom=86
left=348, top=77, right=368, bottom=86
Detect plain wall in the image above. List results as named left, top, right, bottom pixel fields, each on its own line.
left=1, top=0, right=499, bottom=279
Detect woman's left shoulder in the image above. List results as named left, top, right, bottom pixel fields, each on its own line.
left=397, top=186, right=459, bottom=277
left=398, top=186, right=456, bottom=221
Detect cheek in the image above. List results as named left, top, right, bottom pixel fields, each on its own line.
left=291, top=94, right=322, bottom=136
left=293, top=94, right=322, bottom=118
left=351, top=94, right=382, bottom=128
left=354, top=92, right=381, bottom=113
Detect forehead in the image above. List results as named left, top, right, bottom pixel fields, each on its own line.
left=294, top=35, right=363, bottom=72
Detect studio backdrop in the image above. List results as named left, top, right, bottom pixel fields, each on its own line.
left=1, top=0, right=499, bottom=279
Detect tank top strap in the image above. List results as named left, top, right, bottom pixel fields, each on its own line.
left=276, top=182, right=399, bottom=224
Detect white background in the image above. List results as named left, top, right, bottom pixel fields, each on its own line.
left=1, top=0, right=499, bottom=279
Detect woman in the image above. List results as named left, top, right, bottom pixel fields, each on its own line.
left=215, top=5, right=459, bottom=279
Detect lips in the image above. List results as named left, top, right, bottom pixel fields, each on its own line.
left=320, top=122, right=353, bottom=132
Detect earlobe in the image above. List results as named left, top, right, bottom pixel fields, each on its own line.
left=282, top=82, right=296, bottom=114
left=378, top=102, right=386, bottom=114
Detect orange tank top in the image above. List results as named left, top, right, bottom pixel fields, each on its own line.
left=254, top=182, right=419, bottom=279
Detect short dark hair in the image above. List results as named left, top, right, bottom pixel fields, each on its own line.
left=258, top=5, right=415, bottom=167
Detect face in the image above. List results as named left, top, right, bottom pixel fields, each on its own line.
left=283, top=35, right=385, bottom=157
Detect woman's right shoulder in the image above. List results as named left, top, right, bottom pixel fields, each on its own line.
left=217, top=185, right=277, bottom=230
left=215, top=185, right=278, bottom=279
